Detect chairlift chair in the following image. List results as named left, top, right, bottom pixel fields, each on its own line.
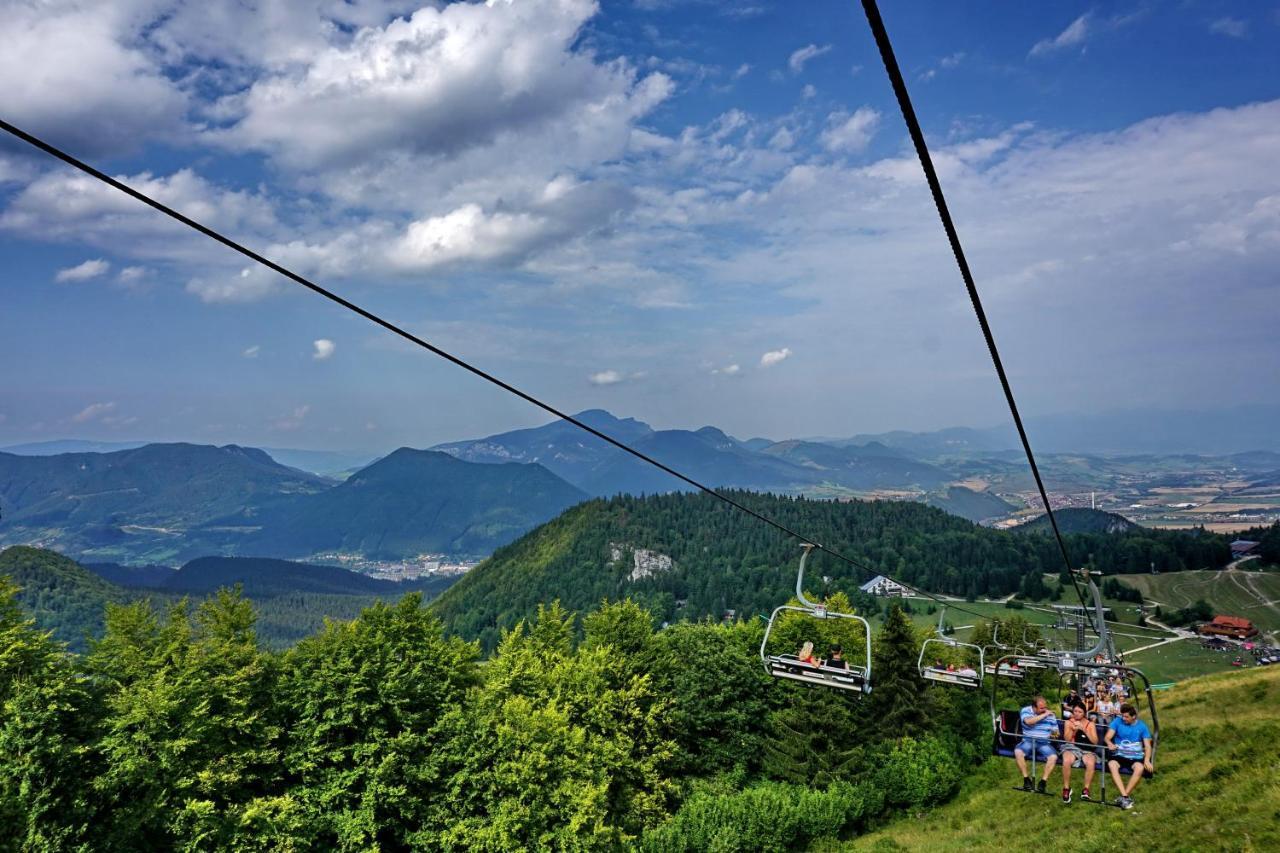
left=983, top=621, right=1026, bottom=680
left=989, top=572, right=1160, bottom=806
left=760, top=544, right=872, bottom=694
left=918, top=607, right=984, bottom=688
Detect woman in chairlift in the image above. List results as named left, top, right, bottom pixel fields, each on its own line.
left=823, top=645, right=848, bottom=670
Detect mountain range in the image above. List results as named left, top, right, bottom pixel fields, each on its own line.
left=431, top=410, right=954, bottom=496
left=0, top=444, right=585, bottom=564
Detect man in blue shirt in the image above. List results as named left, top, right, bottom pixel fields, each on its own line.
left=1015, top=695, right=1059, bottom=793
left=1105, top=703, right=1154, bottom=809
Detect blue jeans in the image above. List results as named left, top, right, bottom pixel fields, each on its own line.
left=1016, top=738, right=1056, bottom=761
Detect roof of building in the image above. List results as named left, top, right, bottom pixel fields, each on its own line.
left=1209, top=615, right=1254, bottom=629
left=1230, top=540, right=1260, bottom=549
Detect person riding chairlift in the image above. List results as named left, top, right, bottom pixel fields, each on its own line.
left=797, top=641, right=820, bottom=666
left=824, top=645, right=848, bottom=670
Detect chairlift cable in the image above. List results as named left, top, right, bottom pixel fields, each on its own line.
left=857, top=0, right=1090, bottom=614
left=0, top=115, right=999, bottom=624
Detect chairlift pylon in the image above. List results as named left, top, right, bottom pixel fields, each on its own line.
left=759, top=544, right=872, bottom=694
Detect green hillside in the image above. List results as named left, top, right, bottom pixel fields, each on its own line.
left=925, top=486, right=1016, bottom=523
left=0, top=547, right=452, bottom=651
left=0, top=546, right=125, bottom=651
left=243, top=448, right=588, bottom=558
left=842, top=665, right=1280, bottom=852
left=1113, top=569, right=1280, bottom=638
left=1016, top=508, right=1138, bottom=535
left=430, top=491, right=1231, bottom=650
left=0, top=443, right=330, bottom=563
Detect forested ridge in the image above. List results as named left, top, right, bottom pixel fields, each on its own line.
left=0, top=571, right=1038, bottom=851
left=0, top=548, right=451, bottom=652
left=431, top=491, right=1232, bottom=649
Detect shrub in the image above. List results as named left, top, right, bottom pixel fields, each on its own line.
left=873, top=736, right=965, bottom=810
left=639, top=780, right=882, bottom=853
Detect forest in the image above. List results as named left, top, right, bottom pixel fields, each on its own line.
left=0, top=575, right=1062, bottom=851
left=432, top=492, right=1234, bottom=651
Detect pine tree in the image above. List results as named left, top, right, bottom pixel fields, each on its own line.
left=869, top=604, right=933, bottom=740
left=761, top=688, right=863, bottom=787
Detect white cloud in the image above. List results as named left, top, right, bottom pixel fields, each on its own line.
left=759, top=348, right=792, bottom=368
left=242, top=345, right=260, bottom=359
left=1209, top=18, right=1248, bottom=39
left=769, top=128, right=795, bottom=151
left=187, top=266, right=282, bottom=304
left=733, top=63, right=751, bottom=79
left=0, top=168, right=279, bottom=258
left=54, top=259, right=110, bottom=282
left=711, top=363, right=741, bottom=376
left=940, top=52, right=966, bottom=69
left=0, top=2, right=188, bottom=156
left=788, top=43, right=831, bottom=74
left=801, top=84, right=817, bottom=100
left=1030, top=14, right=1090, bottom=57
left=588, top=370, right=624, bottom=385
left=220, top=0, right=670, bottom=171
left=70, top=401, right=116, bottom=423
left=820, top=108, right=881, bottom=153
left=312, top=339, right=336, bottom=360
left=116, top=265, right=148, bottom=284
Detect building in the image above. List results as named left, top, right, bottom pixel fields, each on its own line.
left=1198, top=615, right=1258, bottom=639
left=858, top=575, right=914, bottom=597
left=1230, top=540, right=1260, bottom=559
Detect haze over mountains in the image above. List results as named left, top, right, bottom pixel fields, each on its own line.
left=431, top=409, right=954, bottom=495
left=0, top=444, right=585, bottom=565
left=4, top=405, right=1278, bottom=568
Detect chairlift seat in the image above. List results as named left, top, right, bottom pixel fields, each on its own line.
left=766, top=654, right=869, bottom=692
left=985, top=662, right=1025, bottom=680
left=923, top=667, right=981, bottom=688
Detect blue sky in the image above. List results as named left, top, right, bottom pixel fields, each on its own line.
left=2, top=0, right=1278, bottom=452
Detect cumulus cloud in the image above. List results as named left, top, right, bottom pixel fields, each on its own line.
left=187, top=266, right=282, bottom=304
left=711, top=363, right=741, bottom=375
left=0, top=2, right=188, bottom=156
left=759, top=348, right=792, bottom=368
left=0, top=168, right=279, bottom=257
left=220, top=0, right=670, bottom=171
left=55, top=259, right=111, bottom=282
left=1030, top=14, right=1090, bottom=57
left=588, top=370, right=624, bottom=385
left=242, top=345, right=260, bottom=359
left=820, top=108, right=881, bottom=153
left=1209, top=18, right=1248, bottom=39
left=312, top=339, right=336, bottom=360
left=116, top=266, right=148, bottom=284
left=70, top=401, right=116, bottom=423
left=788, top=44, right=831, bottom=74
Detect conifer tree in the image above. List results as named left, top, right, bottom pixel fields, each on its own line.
left=761, top=688, right=863, bottom=786
left=869, top=604, right=933, bottom=740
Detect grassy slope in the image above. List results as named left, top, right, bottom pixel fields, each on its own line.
left=835, top=665, right=1280, bottom=853
left=1115, top=570, right=1280, bottom=637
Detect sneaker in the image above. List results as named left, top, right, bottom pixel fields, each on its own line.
left=1062, top=788, right=1072, bottom=804
left=1081, top=787, right=1091, bottom=801
left=1022, top=777, right=1033, bottom=791
left=1117, top=796, right=1133, bottom=810
left=1036, top=779, right=1047, bottom=794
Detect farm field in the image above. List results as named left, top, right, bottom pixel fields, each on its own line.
left=1114, top=569, right=1280, bottom=638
